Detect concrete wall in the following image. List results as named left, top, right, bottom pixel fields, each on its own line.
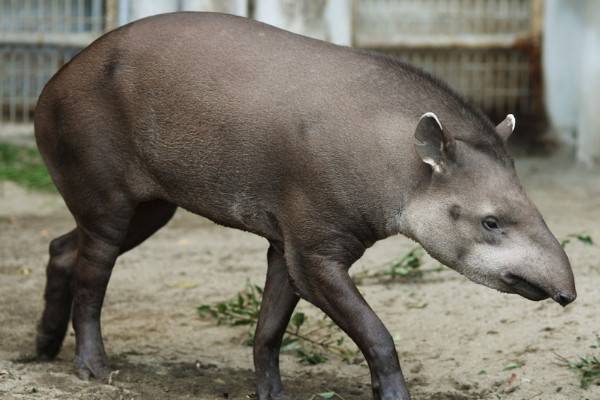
left=119, top=0, right=247, bottom=24
left=254, top=0, right=351, bottom=46
left=576, top=1, right=600, bottom=166
left=544, top=0, right=600, bottom=165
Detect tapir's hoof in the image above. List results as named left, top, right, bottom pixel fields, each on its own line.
left=257, top=392, right=288, bottom=400
left=255, top=387, right=287, bottom=400
left=36, top=332, right=63, bottom=361
left=74, top=355, right=111, bottom=381
left=256, top=394, right=287, bottom=400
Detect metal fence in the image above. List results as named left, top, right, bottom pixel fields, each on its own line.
left=0, top=0, right=543, bottom=129
left=1, top=46, right=80, bottom=123
left=355, top=0, right=542, bottom=119
left=1, top=0, right=105, bottom=37
left=0, top=0, right=105, bottom=127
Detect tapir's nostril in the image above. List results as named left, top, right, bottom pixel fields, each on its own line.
left=554, top=292, right=576, bottom=307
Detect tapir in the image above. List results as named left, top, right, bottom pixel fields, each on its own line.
left=34, top=12, right=576, bottom=400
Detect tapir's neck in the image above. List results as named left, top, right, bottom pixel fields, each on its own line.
left=351, top=131, right=432, bottom=244
left=380, top=182, right=428, bottom=242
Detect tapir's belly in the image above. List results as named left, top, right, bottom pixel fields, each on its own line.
left=132, top=111, right=288, bottom=238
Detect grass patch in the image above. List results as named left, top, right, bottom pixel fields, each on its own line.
left=197, top=248, right=435, bottom=365
left=557, top=336, right=600, bottom=389
left=352, top=246, right=442, bottom=284
left=197, top=282, right=360, bottom=365
left=309, top=392, right=346, bottom=399
left=0, top=143, right=54, bottom=191
left=561, top=234, right=594, bottom=248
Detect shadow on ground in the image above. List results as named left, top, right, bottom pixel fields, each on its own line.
left=6, top=355, right=485, bottom=400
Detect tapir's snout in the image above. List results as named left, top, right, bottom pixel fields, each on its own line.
left=500, top=243, right=577, bottom=307
left=500, top=272, right=551, bottom=301
left=547, top=245, right=578, bottom=307
left=553, top=291, right=576, bottom=307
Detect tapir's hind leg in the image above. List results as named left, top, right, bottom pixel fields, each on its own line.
left=36, top=200, right=176, bottom=372
left=37, top=229, right=78, bottom=359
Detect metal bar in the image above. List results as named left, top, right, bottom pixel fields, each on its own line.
left=23, top=0, right=31, bottom=33
left=356, top=33, right=534, bottom=50
left=51, top=0, right=59, bottom=34
left=9, top=0, right=16, bottom=32
left=22, top=48, right=30, bottom=122
left=65, top=0, right=72, bottom=32
left=0, top=32, right=101, bottom=47
left=77, top=0, right=85, bottom=32
left=0, top=49, right=5, bottom=121
left=118, top=0, right=130, bottom=27
left=105, top=0, right=119, bottom=31
left=9, top=50, right=17, bottom=123
left=92, top=0, right=103, bottom=32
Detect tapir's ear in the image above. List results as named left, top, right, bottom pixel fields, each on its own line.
left=414, top=112, right=455, bottom=173
left=495, top=114, right=515, bottom=141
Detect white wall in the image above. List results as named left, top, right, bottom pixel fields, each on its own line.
left=576, top=0, right=600, bottom=166
left=119, top=0, right=247, bottom=24
left=254, top=0, right=351, bottom=46
left=544, top=0, right=600, bottom=165
left=543, top=0, right=582, bottom=145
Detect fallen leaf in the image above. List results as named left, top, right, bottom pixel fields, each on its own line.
left=504, top=362, right=522, bottom=371
left=172, top=281, right=198, bottom=289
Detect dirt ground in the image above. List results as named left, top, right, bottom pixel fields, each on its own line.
left=1, top=155, right=599, bottom=400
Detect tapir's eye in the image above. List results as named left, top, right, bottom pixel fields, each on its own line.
left=482, top=216, right=500, bottom=231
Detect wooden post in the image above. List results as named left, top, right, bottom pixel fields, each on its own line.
left=105, top=0, right=119, bottom=31
left=254, top=0, right=351, bottom=45
left=576, top=0, right=600, bottom=166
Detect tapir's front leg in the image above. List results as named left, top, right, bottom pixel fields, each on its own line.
left=285, top=245, right=411, bottom=400
left=254, top=244, right=300, bottom=400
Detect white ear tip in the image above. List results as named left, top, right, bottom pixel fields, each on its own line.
left=506, top=114, right=516, bottom=131
left=420, top=112, right=443, bottom=130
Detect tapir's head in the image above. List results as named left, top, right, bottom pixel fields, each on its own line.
left=402, top=112, right=576, bottom=306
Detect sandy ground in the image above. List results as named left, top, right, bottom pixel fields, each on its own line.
left=1, top=155, right=599, bottom=400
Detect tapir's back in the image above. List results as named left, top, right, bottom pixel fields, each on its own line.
left=35, top=12, right=499, bottom=239
left=35, top=13, right=403, bottom=234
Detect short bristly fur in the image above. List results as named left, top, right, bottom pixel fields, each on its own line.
left=34, top=13, right=575, bottom=400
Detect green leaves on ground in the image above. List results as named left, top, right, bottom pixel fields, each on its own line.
left=197, top=282, right=360, bottom=365
left=309, top=392, right=346, bottom=399
left=353, top=246, right=435, bottom=284
left=557, top=336, right=600, bottom=389
left=197, top=247, right=434, bottom=365
left=197, top=282, right=262, bottom=327
left=561, top=234, right=594, bottom=248
left=503, top=361, right=523, bottom=371
left=0, top=143, right=54, bottom=191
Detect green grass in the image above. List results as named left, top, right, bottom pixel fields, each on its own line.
left=0, top=143, right=55, bottom=191
left=197, top=282, right=360, bottom=365
left=561, top=234, right=594, bottom=248
left=352, top=246, right=435, bottom=284
left=557, top=336, right=600, bottom=389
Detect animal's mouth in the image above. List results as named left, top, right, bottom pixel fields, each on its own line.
left=500, top=272, right=549, bottom=301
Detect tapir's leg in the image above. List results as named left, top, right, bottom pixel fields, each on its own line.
left=36, top=199, right=176, bottom=368
left=37, top=229, right=79, bottom=359
left=254, top=244, right=299, bottom=400
left=286, top=248, right=411, bottom=400
left=71, top=199, right=177, bottom=379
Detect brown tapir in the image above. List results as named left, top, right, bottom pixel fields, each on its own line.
left=34, top=12, right=576, bottom=400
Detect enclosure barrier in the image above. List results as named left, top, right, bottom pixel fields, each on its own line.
left=1, top=0, right=542, bottom=132
left=354, top=0, right=542, bottom=118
